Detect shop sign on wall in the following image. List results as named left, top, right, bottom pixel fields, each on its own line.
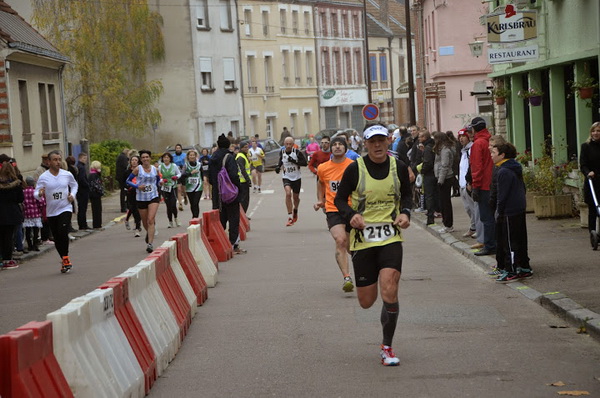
left=486, top=5, right=537, bottom=43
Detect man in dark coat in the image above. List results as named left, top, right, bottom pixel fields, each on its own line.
left=76, top=152, right=91, bottom=230
left=208, top=134, right=245, bottom=254
left=419, top=131, right=437, bottom=225
left=115, top=148, right=130, bottom=212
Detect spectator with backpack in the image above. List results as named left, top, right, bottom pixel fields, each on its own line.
left=208, top=133, right=246, bottom=254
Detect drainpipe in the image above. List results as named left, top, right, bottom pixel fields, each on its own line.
left=388, top=36, right=395, bottom=122
left=404, top=0, right=416, bottom=125
left=58, top=64, right=69, bottom=155
left=235, top=0, right=246, bottom=138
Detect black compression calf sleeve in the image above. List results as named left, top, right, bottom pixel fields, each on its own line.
left=381, top=301, right=399, bottom=347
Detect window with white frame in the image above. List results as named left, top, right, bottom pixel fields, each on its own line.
left=264, top=56, right=273, bottom=92
left=304, top=11, right=311, bottom=35
left=290, top=113, right=297, bottom=134
left=294, top=50, right=301, bottom=84
left=197, top=0, right=209, bottom=29
left=219, top=0, right=232, bottom=30
left=244, top=9, right=252, bottom=36
left=331, top=13, right=338, bottom=37
left=344, top=50, right=352, bottom=85
left=303, top=112, right=311, bottom=135
left=200, top=57, right=213, bottom=90
left=305, top=51, right=313, bottom=85
left=262, top=10, right=269, bottom=37
left=247, top=56, right=257, bottom=93
left=282, top=50, right=290, bottom=84
left=280, top=9, right=287, bottom=34
left=333, top=49, right=341, bottom=85
left=292, top=10, right=298, bottom=35
left=223, top=57, right=236, bottom=90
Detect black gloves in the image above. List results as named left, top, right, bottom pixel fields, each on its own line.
left=472, top=188, right=480, bottom=202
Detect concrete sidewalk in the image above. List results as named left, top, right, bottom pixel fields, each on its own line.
left=412, top=197, right=600, bottom=342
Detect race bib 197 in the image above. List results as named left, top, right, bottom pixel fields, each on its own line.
left=363, top=223, right=396, bottom=243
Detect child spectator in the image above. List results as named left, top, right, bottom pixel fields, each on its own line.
left=23, top=176, right=45, bottom=252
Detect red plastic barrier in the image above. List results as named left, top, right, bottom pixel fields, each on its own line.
left=239, top=219, right=247, bottom=241
left=240, top=204, right=251, bottom=232
left=99, top=277, right=157, bottom=394
left=190, top=217, right=219, bottom=270
left=0, top=321, right=73, bottom=398
left=202, top=210, right=233, bottom=262
left=148, top=248, right=192, bottom=340
left=172, top=234, right=208, bottom=305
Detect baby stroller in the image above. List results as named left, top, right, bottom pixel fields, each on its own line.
left=589, top=177, right=600, bottom=250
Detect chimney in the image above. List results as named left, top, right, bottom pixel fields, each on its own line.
left=380, top=0, right=389, bottom=28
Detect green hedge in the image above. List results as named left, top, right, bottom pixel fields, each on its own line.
left=89, top=139, right=132, bottom=180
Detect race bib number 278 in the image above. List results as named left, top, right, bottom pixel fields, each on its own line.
left=363, top=223, right=395, bottom=243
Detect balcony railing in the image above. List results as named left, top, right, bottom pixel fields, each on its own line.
left=295, top=77, right=301, bottom=85
left=265, top=86, right=274, bottom=93
left=248, top=86, right=258, bottom=93
left=306, top=77, right=313, bottom=85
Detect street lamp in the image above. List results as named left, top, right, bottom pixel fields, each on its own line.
left=468, top=41, right=484, bottom=57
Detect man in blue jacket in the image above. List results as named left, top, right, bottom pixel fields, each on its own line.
left=490, top=141, right=532, bottom=283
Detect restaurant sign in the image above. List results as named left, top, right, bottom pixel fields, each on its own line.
left=486, top=5, right=537, bottom=43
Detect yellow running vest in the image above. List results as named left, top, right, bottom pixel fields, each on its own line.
left=236, top=152, right=251, bottom=183
left=350, top=156, right=403, bottom=251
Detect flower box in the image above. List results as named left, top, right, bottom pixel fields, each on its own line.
left=534, top=194, right=572, bottom=218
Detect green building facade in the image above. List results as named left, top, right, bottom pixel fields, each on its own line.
left=488, top=0, right=599, bottom=164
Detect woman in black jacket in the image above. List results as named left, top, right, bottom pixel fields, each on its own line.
left=0, top=161, right=25, bottom=269
left=580, top=121, right=600, bottom=242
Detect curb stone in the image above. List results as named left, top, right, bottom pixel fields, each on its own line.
left=412, top=212, right=600, bottom=343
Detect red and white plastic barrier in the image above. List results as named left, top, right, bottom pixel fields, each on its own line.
left=0, top=320, right=73, bottom=398
left=98, top=277, right=157, bottom=394
left=187, top=223, right=218, bottom=287
left=1, top=220, right=248, bottom=396
left=46, top=289, right=145, bottom=397
left=120, top=260, right=180, bottom=376
left=159, top=240, right=199, bottom=313
left=202, top=210, right=234, bottom=262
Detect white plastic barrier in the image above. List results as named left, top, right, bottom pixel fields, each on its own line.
left=47, top=289, right=144, bottom=398
left=160, top=240, right=198, bottom=315
left=187, top=224, right=218, bottom=287
left=120, top=259, right=180, bottom=376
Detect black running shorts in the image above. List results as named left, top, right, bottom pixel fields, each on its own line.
left=282, top=178, right=302, bottom=194
left=351, top=241, right=403, bottom=287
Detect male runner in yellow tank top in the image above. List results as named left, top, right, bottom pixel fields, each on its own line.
left=314, top=136, right=355, bottom=292
left=335, top=123, right=412, bottom=366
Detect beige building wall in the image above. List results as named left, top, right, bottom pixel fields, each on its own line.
left=239, top=2, right=319, bottom=143
left=145, top=0, right=198, bottom=152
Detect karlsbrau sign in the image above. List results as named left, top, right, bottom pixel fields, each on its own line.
left=487, top=5, right=537, bottom=43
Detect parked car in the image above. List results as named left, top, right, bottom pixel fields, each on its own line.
left=257, top=138, right=283, bottom=169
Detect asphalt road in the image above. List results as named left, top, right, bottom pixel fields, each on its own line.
left=1, top=169, right=599, bottom=396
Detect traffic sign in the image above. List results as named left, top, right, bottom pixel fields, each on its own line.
left=362, top=104, right=379, bottom=121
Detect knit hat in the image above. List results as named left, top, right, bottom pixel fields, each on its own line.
left=331, top=136, right=348, bottom=152
left=217, top=134, right=231, bottom=149
left=457, top=128, right=469, bottom=137
left=25, top=176, right=35, bottom=186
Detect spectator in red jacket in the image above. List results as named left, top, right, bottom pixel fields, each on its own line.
left=308, top=135, right=332, bottom=175
left=468, top=117, right=496, bottom=256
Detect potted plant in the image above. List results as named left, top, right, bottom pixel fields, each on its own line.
left=531, top=153, right=574, bottom=218
left=518, top=87, right=544, bottom=106
left=568, top=75, right=598, bottom=101
left=492, top=86, right=511, bottom=105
